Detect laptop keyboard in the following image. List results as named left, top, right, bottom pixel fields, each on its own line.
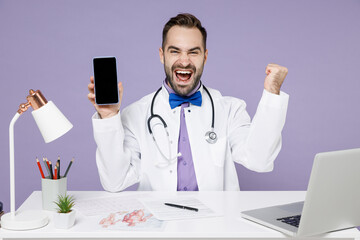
left=277, top=215, right=301, bottom=228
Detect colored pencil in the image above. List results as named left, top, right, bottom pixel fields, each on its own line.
left=36, top=158, right=45, bottom=179
left=42, top=157, right=51, bottom=178
left=49, top=161, right=54, bottom=179
left=56, top=162, right=60, bottom=179
left=46, top=157, right=50, bottom=170
left=57, top=156, right=60, bottom=179
left=64, top=157, right=74, bottom=177
left=54, top=166, right=58, bottom=180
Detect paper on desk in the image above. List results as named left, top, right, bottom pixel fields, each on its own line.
left=74, top=195, right=164, bottom=230
left=140, top=197, right=221, bottom=220
left=75, top=196, right=146, bottom=216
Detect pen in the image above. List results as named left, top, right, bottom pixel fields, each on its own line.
left=164, top=203, right=199, bottom=212
left=64, top=157, right=74, bottom=177
left=36, top=157, right=45, bottom=179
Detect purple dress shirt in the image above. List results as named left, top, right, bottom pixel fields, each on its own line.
left=164, top=80, right=200, bottom=191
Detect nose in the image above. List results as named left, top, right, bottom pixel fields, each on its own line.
left=178, top=52, right=191, bottom=66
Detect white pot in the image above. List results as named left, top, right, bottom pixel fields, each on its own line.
left=53, top=210, right=76, bottom=229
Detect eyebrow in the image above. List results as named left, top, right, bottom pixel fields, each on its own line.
left=188, top=47, right=202, bottom=52
left=167, top=46, right=203, bottom=53
left=167, top=46, right=181, bottom=51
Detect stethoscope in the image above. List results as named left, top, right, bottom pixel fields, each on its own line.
left=147, top=84, right=217, bottom=164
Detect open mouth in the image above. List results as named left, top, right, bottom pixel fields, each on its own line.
left=174, top=69, right=193, bottom=83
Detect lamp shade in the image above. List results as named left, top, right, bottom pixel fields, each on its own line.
left=31, top=101, right=73, bottom=143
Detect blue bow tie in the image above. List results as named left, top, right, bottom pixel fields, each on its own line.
left=169, top=91, right=202, bottom=109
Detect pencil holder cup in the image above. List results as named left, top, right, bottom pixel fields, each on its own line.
left=41, top=177, right=67, bottom=211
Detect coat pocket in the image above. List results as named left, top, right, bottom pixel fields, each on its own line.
left=209, top=137, right=227, bottom=167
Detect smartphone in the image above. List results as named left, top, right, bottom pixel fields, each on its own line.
left=93, top=56, right=119, bottom=105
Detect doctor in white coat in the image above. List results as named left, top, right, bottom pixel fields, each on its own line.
left=87, top=13, right=289, bottom=192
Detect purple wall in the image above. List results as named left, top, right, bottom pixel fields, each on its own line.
left=0, top=0, right=359, bottom=212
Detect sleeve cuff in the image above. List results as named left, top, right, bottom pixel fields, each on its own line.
left=92, top=111, right=122, bottom=132
left=259, top=89, right=289, bottom=109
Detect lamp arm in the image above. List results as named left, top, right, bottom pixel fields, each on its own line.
left=8, top=99, right=31, bottom=217
left=2, top=90, right=60, bottom=230
left=9, top=112, right=21, bottom=217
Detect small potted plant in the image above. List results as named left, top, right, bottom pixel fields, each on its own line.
left=53, top=194, right=76, bottom=229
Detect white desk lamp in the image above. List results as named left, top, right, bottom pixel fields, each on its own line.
left=1, top=89, right=73, bottom=230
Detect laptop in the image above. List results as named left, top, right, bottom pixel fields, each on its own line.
left=241, top=148, right=360, bottom=237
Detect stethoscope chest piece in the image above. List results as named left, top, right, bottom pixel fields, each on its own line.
left=205, top=130, right=217, bottom=144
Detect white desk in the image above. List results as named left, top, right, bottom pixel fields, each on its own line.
left=0, top=191, right=359, bottom=239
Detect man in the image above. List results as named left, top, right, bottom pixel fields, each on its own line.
left=87, top=13, right=289, bottom=191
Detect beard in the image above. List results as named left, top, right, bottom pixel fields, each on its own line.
left=164, top=60, right=205, bottom=96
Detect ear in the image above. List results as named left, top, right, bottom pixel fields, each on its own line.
left=159, top=47, right=164, bottom=64
left=204, top=49, right=208, bottom=65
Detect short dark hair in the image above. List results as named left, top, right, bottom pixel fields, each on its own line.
left=162, top=13, right=207, bottom=50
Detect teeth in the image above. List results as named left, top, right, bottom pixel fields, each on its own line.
left=176, top=70, right=191, bottom=74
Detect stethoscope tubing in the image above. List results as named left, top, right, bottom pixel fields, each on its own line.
left=202, top=85, right=215, bottom=129
left=147, top=84, right=216, bottom=164
left=148, top=85, right=215, bottom=133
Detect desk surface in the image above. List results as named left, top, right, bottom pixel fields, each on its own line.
left=0, top=191, right=359, bottom=239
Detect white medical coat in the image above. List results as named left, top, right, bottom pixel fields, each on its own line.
left=92, top=85, right=289, bottom=191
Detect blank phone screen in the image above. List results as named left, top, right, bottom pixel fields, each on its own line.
left=93, top=57, right=119, bottom=105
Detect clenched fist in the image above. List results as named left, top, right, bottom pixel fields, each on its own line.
left=264, top=63, right=288, bottom=95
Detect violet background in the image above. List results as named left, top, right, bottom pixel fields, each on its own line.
left=0, top=0, right=359, bottom=212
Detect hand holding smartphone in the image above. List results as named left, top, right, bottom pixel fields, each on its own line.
left=93, top=56, right=119, bottom=105
left=88, top=56, right=122, bottom=119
